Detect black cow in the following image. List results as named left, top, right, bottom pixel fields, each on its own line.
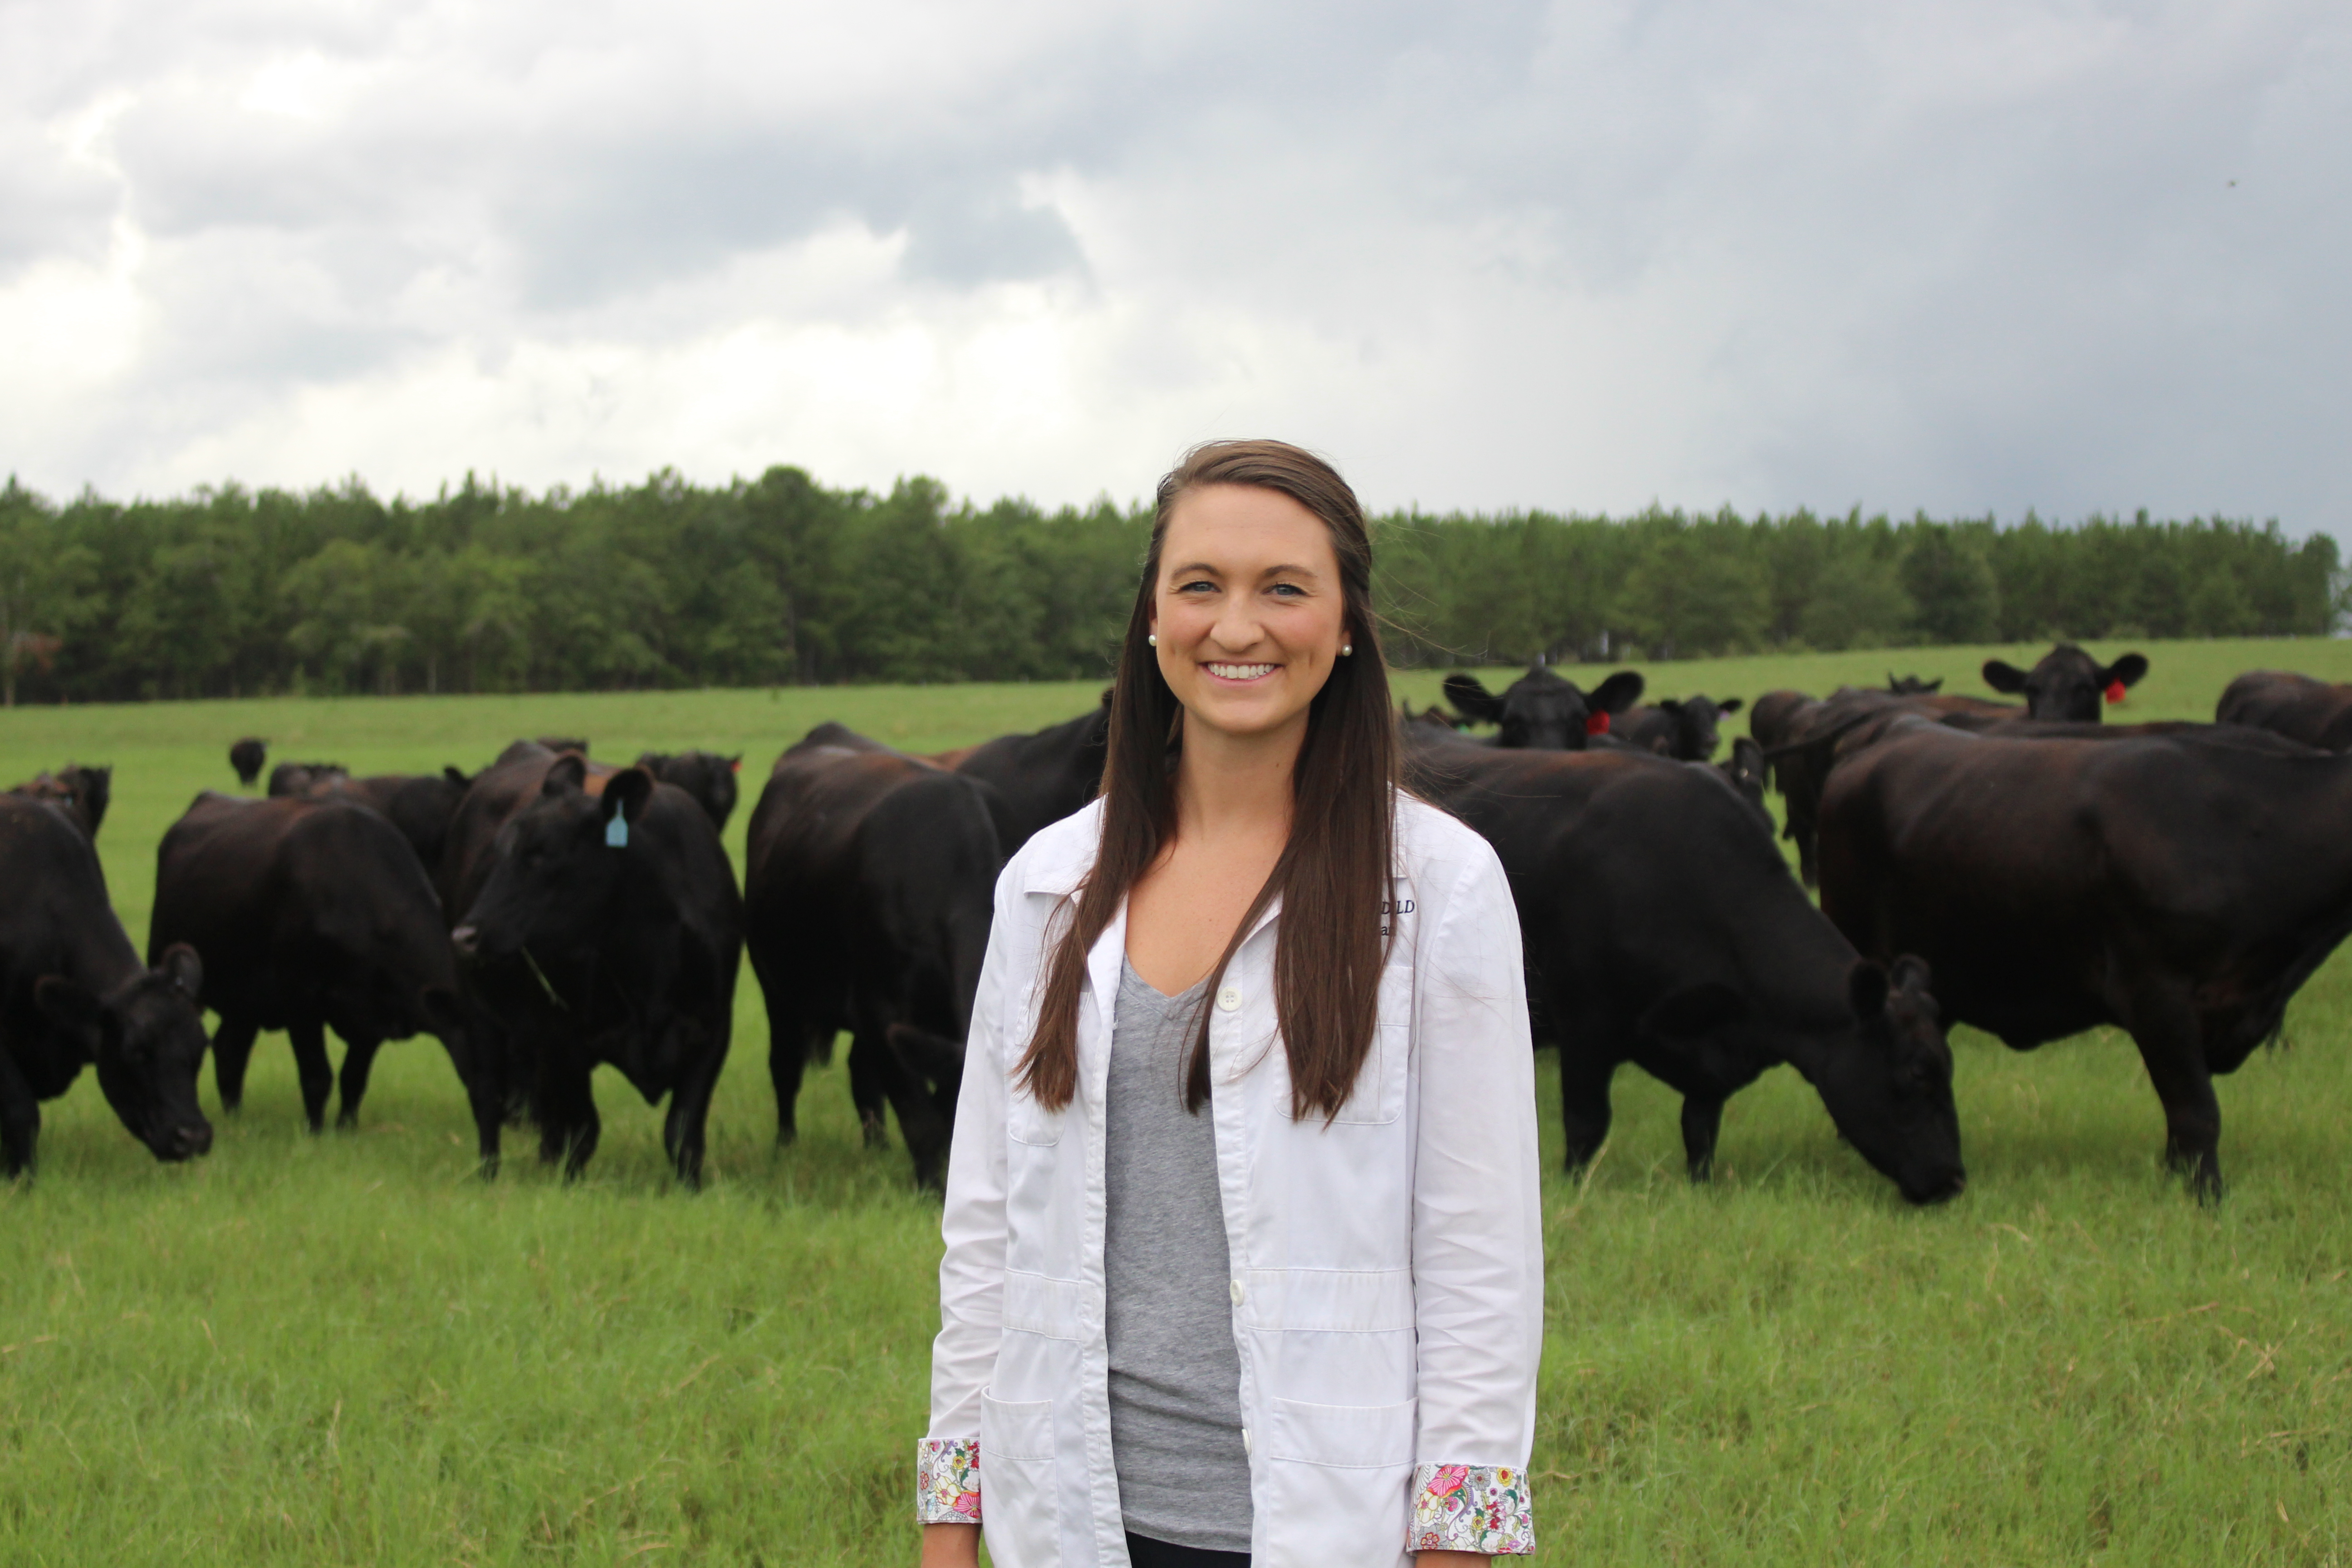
left=0, top=795, right=211, bottom=1175
left=1441, top=666, right=1646, bottom=750
left=745, top=724, right=1002, bottom=1186
left=1886, top=674, right=1943, bottom=696
left=269, top=760, right=348, bottom=796
left=303, top=769, right=474, bottom=872
left=1617, top=695, right=1744, bottom=760
left=1818, top=720, right=2351, bottom=1196
left=230, top=738, right=268, bottom=786
left=150, top=793, right=495, bottom=1153
left=1717, top=737, right=1767, bottom=813
left=940, top=692, right=1112, bottom=854
left=1982, top=643, right=2147, bottom=720
left=8, top=764, right=111, bottom=841
left=2216, top=670, right=2352, bottom=752
left=534, top=736, right=589, bottom=756
left=1404, top=727, right=1964, bottom=1203
left=1762, top=686, right=2022, bottom=885
left=444, top=746, right=741, bottom=1183
left=636, top=751, right=744, bottom=833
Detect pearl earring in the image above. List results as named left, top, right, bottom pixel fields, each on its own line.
left=1341, top=642, right=1354, bottom=657
left=1146, top=633, right=1157, bottom=647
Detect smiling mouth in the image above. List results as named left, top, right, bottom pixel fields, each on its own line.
left=1205, top=662, right=1277, bottom=681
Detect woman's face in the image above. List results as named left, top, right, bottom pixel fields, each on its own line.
left=1152, top=483, right=1349, bottom=745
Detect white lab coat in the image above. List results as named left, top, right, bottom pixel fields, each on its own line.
left=924, top=793, right=1543, bottom=1566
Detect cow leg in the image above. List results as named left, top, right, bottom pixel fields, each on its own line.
left=436, top=1032, right=504, bottom=1176
left=287, top=1018, right=335, bottom=1133
left=211, top=1015, right=260, bottom=1112
left=767, top=1022, right=812, bottom=1147
left=1557, top=1048, right=1618, bottom=1175
left=847, top=1031, right=892, bottom=1149
left=537, top=1063, right=600, bottom=1179
left=335, top=1036, right=383, bottom=1128
left=2122, top=993, right=2224, bottom=1199
left=1680, top=1095, right=1727, bottom=1183
left=663, top=1042, right=725, bottom=1191
left=0, top=1051, right=41, bottom=1177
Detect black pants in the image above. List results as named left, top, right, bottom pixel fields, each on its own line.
left=1125, top=1533, right=1249, bottom=1568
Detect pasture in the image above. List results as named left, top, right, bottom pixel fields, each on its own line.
left=5, top=637, right=2352, bottom=1565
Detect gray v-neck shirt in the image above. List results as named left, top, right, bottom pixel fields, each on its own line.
left=1103, top=958, right=1253, bottom=1552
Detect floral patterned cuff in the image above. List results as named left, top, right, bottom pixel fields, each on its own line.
left=916, top=1438, right=982, bottom=1524
left=1409, top=1462, right=1534, bottom=1555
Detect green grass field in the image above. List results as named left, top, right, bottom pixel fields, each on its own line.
left=6, top=637, right=2352, bottom=1565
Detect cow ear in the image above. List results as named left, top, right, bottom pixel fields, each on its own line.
left=1591, top=670, right=1645, bottom=713
left=34, top=975, right=103, bottom=1032
left=1718, top=696, right=1743, bottom=715
left=156, top=943, right=203, bottom=1000
left=1658, top=699, right=1684, bottom=716
left=443, top=766, right=472, bottom=787
left=2104, top=653, right=2149, bottom=689
left=1442, top=673, right=1505, bottom=723
left=602, top=767, right=656, bottom=825
left=1641, top=982, right=1747, bottom=1039
left=542, top=755, right=589, bottom=796
left=1849, top=960, right=1892, bottom=1020
left=1981, top=659, right=2029, bottom=694
left=1889, top=955, right=1933, bottom=995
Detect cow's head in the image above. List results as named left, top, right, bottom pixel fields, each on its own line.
left=1982, top=644, right=2147, bottom=721
left=452, top=757, right=656, bottom=964
left=1818, top=957, right=1963, bottom=1203
left=35, top=944, right=212, bottom=1163
left=1659, top=695, right=1742, bottom=760
left=1442, top=667, right=1646, bottom=750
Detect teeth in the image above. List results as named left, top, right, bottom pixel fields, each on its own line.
left=1208, top=662, right=1275, bottom=679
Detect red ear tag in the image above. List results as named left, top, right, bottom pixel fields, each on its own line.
left=730, top=759, right=742, bottom=771
left=2105, top=680, right=2127, bottom=705
left=1586, top=711, right=1611, bottom=736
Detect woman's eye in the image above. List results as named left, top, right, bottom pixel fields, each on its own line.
left=1269, top=582, right=1304, bottom=597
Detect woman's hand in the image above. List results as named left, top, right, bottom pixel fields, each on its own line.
left=920, top=1521, right=981, bottom=1567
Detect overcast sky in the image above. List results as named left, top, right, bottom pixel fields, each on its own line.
left=3, top=0, right=2345, bottom=531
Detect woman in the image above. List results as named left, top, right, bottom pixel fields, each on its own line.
left=917, top=441, right=1543, bottom=1567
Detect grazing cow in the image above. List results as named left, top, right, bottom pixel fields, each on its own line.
left=1404, top=727, right=1964, bottom=1202
left=8, top=764, right=111, bottom=841
left=303, top=769, right=474, bottom=872
left=269, top=760, right=348, bottom=796
left=1887, top=674, right=1943, bottom=696
left=535, top=736, right=589, bottom=756
left=149, top=794, right=496, bottom=1154
left=635, top=751, right=744, bottom=833
left=1982, top=643, right=2147, bottom=720
left=745, top=724, right=1003, bottom=1186
left=1818, top=720, right=2349, bottom=1196
left=2216, top=670, right=2352, bottom=752
left=230, top=738, right=268, bottom=786
left=1617, top=695, right=1744, bottom=760
left=942, top=692, right=1112, bottom=854
left=444, top=746, right=741, bottom=1183
left=1441, top=666, right=1646, bottom=750
left=0, top=795, right=212, bottom=1175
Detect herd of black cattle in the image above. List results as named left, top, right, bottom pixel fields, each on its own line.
left=9, top=645, right=2352, bottom=1205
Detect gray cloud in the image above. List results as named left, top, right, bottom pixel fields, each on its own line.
left=0, top=0, right=2344, bottom=534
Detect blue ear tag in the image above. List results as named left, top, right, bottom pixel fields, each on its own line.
left=606, top=815, right=629, bottom=848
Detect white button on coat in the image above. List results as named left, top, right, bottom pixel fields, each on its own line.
left=1216, top=985, right=1242, bottom=1013
left=1229, top=1278, right=1246, bottom=1305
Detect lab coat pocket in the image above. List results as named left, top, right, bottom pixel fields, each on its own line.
left=979, top=1391, right=1062, bottom=1567
left=1332, top=966, right=1412, bottom=1126
left=1259, top=1395, right=1417, bottom=1566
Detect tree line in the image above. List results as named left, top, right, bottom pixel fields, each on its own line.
left=0, top=468, right=2337, bottom=704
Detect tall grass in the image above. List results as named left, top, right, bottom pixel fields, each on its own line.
left=5, top=637, right=2352, bottom=1563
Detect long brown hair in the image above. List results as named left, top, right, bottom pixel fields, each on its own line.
left=1015, top=440, right=1399, bottom=1120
